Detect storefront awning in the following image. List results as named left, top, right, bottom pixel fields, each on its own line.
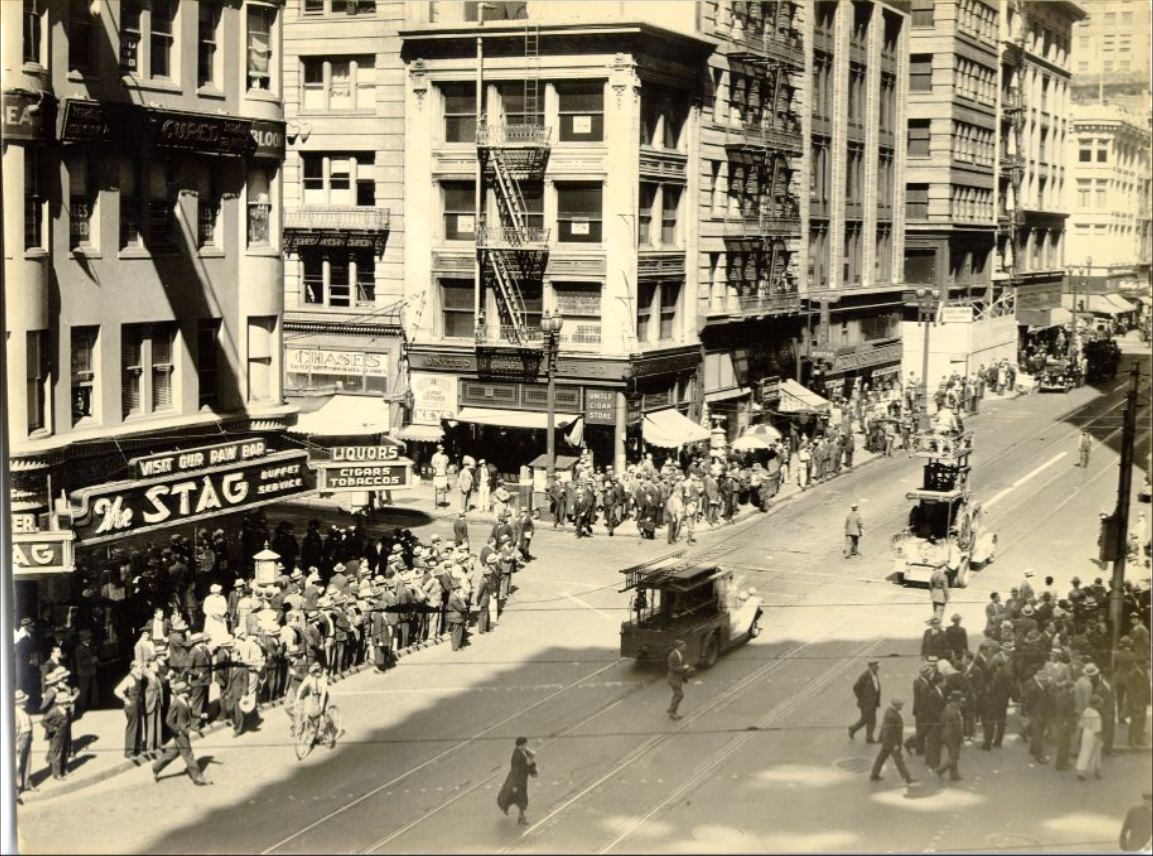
left=1017, top=306, right=1072, bottom=330
left=777, top=379, right=831, bottom=414
left=396, top=423, right=445, bottom=442
left=1066, top=293, right=1138, bottom=315
left=288, top=394, right=391, bottom=436
left=642, top=408, right=711, bottom=448
left=704, top=386, right=752, bottom=404
left=454, top=407, right=579, bottom=430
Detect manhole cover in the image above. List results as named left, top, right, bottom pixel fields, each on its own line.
left=986, top=834, right=1041, bottom=849
left=692, top=825, right=746, bottom=843
left=834, top=757, right=873, bottom=773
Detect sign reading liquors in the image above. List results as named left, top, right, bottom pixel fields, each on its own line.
left=331, top=445, right=401, bottom=462
left=72, top=451, right=315, bottom=543
left=131, top=439, right=268, bottom=479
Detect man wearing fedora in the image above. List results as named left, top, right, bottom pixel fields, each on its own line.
left=42, top=684, right=71, bottom=781
left=935, top=689, right=966, bottom=782
left=849, top=659, right=882, bottom=743
left=843, top=501, right=864, bottom=558
left=186, top=634, right=213, bottom=724
left=14, top=689, right=34, bottom=796
left=152, top=678, right=211, bottom=786
left=73, top=629, right=100, bottom=716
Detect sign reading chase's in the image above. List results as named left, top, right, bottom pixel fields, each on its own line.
left=72, top=450, right=315, bottom=543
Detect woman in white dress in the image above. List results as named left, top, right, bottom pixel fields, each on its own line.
left=202, top=583, right=230, bottom=647
left=1076, top=694, right=1104, bottom=781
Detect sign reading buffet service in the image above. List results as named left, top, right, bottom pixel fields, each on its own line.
left=314, top=445, right=414, bottom=493
left=72, top=445, right=315, bottom=543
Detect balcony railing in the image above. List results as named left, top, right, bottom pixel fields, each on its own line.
left=476, top=123, right=551, bottom=147
left=705, top=292, right=800, bottom=318
left=477, top=325, right=545, bottom=346
left=285, top=206, right=391, bottom=232
left=476, top=225, right=550, bottom=248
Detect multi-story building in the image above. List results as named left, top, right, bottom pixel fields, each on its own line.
left=3, top=0, right=301, bottom=617
left=280, top=0, right=408, bottom=429
left=1066, top=104, right=1152, bottom=301
left=397, top=0, right=909, bottom=471
left=902, top=0, right=1000, bottom=304
left=995, top=0, right=1085, bottom=330
left=1069, top=0, right=1151, bottom=117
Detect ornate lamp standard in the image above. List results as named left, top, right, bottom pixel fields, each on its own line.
left=915, top=287, right=940, bottom=432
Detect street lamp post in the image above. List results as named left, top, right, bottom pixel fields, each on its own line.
left=541, top=311, right=565, bottom=480
left=915, top=287, right=938, bottom=432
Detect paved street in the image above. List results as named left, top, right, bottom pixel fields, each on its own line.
left=15, top=351, right=1152, bottom=855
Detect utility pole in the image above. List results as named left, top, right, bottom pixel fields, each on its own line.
left=1109, top=363, right=1141, bottom=672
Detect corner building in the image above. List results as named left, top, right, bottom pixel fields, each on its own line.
left=398, top=0, right=909, bottom=471
left=3, top=0, right=299, bottom=617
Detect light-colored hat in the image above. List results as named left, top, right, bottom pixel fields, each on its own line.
left=210, top=583, right=223, bottom=594
left=1083, top=664, right=1101, bottom=677
left=1021, top=605, right=1035, bottom=616
left=1023, top=569, right=1035, bottom=578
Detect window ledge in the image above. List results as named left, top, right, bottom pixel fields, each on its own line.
left=245, top=90, right=282, bottom=104
left=66, top=69, right=93, bottom=82
left=122, top=76, right=184, bottom=95
left=196, top=85, right=226, bottom=100
left=198, top=247, right=226, bottom=258
left=71, top=247, right=102, bottom=260
left=26, top=428, right=53, bottom=441
left=23, top=248, right=49, bottom=260
left=118, top=248, right=152, bottom=259
left=21, top=62, right=49, bottom=76
left=246, top=247, right=282, bottom=257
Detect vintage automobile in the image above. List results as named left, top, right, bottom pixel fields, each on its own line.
left=619, top=553, right=763, bottom=668
left=1084, top=338, right=1121, bottom=382
left=1038, top=359, right=1075, bottom=393
left=891, top=432, right=996, bottom=587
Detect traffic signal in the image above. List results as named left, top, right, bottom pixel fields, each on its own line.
left=1098, top=514, right=1123, bottom=563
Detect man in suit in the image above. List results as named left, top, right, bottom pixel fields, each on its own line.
left=929, top=564, right=950, bottom=621
left=870, top=699, right=915, bottom=784
left=843, top=501, right=864, bottom=558
left=152, top=679, right=211, bottom=786
left=935, top=690, right=965, bottom=782
left=447, top=585, right=469, bottom=651
left=666, top=639, right=691, bottom=720
left=185, top=634, right=213, bottom=724
left=548, top=477, right=567, bottom=530
left=42, top=687, right=71, bottom=781
left=849, top=659, right=882, bottom=742
left=73, top=630, right=100, bottom=717
left=906, top=662, right=935, bottom=756
left=452, top=512, right=469, bottom=547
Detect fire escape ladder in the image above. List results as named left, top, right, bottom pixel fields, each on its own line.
left=488, top=147, right=531, bottom=238
left=485, top=247, right=530, bottom=343
left=523, top=23, right=541, bottom=131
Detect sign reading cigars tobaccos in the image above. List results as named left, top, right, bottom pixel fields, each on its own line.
left=72, top=449, right=315, bottom=543
left=315, top=446, right=413, bottom=493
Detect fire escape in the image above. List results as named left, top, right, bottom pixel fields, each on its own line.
left=475, top=24, right=550, bottom=347
left=722, top=0, right=804, bottom=317
left=996, top=0, right=1028, bottom=314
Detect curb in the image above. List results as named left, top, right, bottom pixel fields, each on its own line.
left=19, top=634, right=450, bottom=804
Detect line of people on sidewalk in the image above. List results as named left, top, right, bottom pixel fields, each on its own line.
left=11, top=510, right=540, bottom=795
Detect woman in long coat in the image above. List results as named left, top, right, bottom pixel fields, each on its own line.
left=497, top=736, right=538, bottom=825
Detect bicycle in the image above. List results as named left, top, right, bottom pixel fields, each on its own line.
left=294, top=704, right=342, bottom=760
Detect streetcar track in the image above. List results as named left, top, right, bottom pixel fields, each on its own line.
left=597, top=635, right=882, bottom=853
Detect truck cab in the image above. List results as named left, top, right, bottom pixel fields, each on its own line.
left=619, top=553, right=763, bottom=669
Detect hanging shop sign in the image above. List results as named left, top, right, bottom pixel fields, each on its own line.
left=316, top=459, right=413, bottom=492
left=584, top=389, right=617, bottom=426
left=759, top=375, right=781, bottom=406
left=940, top=306, right=974, bottom=324
left=3, top=89, right=56, bottom=142
left=13, top=531, right=76, bottom=576
left=130, top=439, right=270, bottom=479
left=286, top=348, right=389, bottom=378
left=71, top=450, right=315, bottom=544
left=410, top=372, right=458, bottom=426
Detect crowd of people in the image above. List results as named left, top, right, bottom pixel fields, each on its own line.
left=12, top=509, right=541, bottom=793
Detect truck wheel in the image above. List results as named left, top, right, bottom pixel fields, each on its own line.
left=700, top=633, right=720, bottom=670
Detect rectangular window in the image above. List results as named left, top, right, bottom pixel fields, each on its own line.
left=121, top=0, right=142, bottom=71
left=197, top=165, right=220, bottom=248
left=247, top=316, right=276, bottom=403
left=354, top=248, right=375, bottom=305
left=150, top=0, right=175, bottom=79
left=247, top=5, right=275, bottom=91
left=151, top=325, right=175, bottom=412
left=69, top=0, right=93, bottom=71
left=197, top=319, right=220, bottom=409
left=303, top=251, right=324, bottom=304
left=329, top=256, right=351, bottom=307
left=121, top=325, right=144, bottom=417
left=496, top=81, right=543, bottom=129
left=24, top=150, right=43, bottom=251
left=658, top=281, right=681, bottom=340
left=68, top=156, right=96, bottom=250
left=122, top=323, right=176, bottom=416
left=71, top=326, right=98, bottom=425
left=661, top=185, right=681, bottom=246
left=441, top=279, right=476, bottom=339
left=442, top=181, right=476, bottom=240
left=356, top=154, right=375, bottom=206
left=907, top=119, right=930, bottom=157
left=301, top=55, right=376, bottom=112
left=638, top=183, right=656, bottom=247
left=146, top=160, right=176, bottom=249
left=120, top=160, right=142, bottom=249
left=247, top=167, right=272, bottom=247
left=1077, top=180, right=1090, bottom=208
left=198, top=2, right=219, bottom=87
left=303, top=0, right=325, bottom=12
left=1079, top=144, right=1092, bottom=162
left=910, top=54, right=932, bottom=92
left=442, top=82, right=477, bottom=143
left=906, top=184, right=929, bottom=219
left=636, top=281, right=656, bottom=343
left=554, top=282, right=602, bottom=344
left=556, top=182, right=603, bottom=243
left=911, top=0, right=933, bottom=27
left=23, top=0, right=43, bottom=64
left=26, top=330, right=49, bottom=433
left=557, top=81, right=604, bottom=142
left=1096, top=142, right=1108, bottom=163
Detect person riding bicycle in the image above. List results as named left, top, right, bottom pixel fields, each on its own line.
left=294, top=661, right=330, bottom=738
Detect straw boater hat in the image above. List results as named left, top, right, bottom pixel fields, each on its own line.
left=1083, top=664, right=1101, bottom=677
left=210, top=583, right=223, bottom=594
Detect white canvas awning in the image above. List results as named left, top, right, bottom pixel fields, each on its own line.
left=642, top=408, right=711, bottom=448
left=777, top=379, right=830, bottom=414
left=288, top=394, right=391, bottom=436
left=454, top=407, right=579, bottom=430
